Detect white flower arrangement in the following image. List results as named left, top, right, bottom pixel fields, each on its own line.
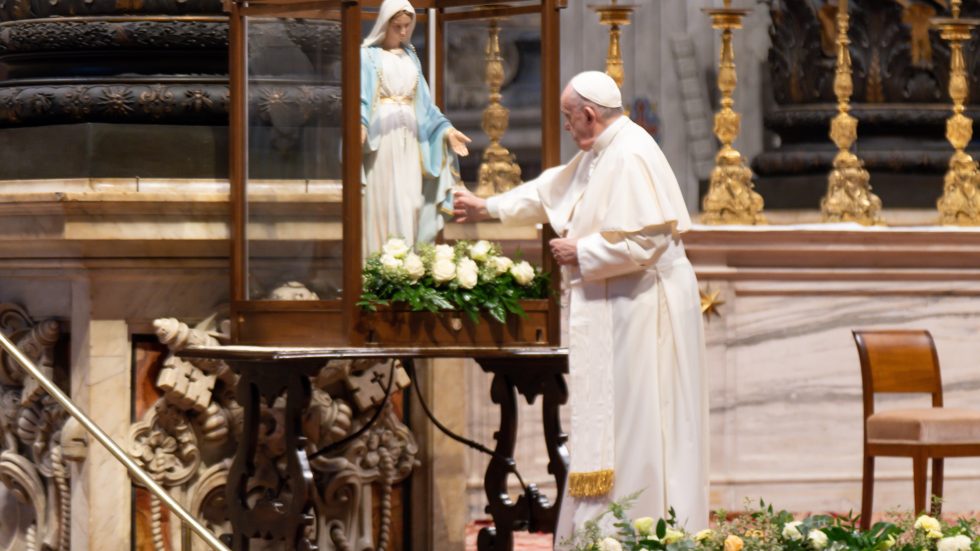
left=359, top=238, right=549, bottom=322
left=563, top=494, right=980, bottom=551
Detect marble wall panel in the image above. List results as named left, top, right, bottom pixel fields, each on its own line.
left=707, top=284, right=980, bottom=514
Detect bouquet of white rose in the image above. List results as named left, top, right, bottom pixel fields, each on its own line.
left=564, top=493, right=980, bottom=551
left=358, top=238, right=549, bottom=323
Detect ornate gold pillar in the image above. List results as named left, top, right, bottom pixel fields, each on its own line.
left=700, top=0, right=766, bottom=225
left=935, top=0, right=980, bottom=225
left=474, top=18, right=521, bottom=198
left=820, top=0, right=883, bottom=225
left=589, top=0, right=635, bottom=90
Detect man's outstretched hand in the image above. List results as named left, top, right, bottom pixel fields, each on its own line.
left=453, top=188, right=491, bottom=223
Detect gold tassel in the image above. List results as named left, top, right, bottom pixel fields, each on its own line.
left=568, top=469, right=614, bottom=497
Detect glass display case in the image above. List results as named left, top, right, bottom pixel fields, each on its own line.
left=227, top=0, right=565, bottom=347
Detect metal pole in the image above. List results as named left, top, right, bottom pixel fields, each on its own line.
left=0, top=331, right=232, bottom=551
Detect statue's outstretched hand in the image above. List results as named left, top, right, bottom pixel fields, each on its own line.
left=453, top=188, right=491, bottom=223
left=448, top=129, right=471, bottom=157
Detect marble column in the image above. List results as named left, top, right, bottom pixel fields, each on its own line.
left=69, top=280, right=133, bottom=550
left=411, top=358, right=471, bottom=551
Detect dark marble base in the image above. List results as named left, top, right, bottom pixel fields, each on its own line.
left=745, top=172, right=946, bottom=210
left=0, top=123, right=228, bottom=179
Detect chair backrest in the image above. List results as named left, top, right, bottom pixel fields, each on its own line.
left=852, top=329, right=943, bottom=418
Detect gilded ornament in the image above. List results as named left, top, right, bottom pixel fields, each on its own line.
left=713, top=108, right=740, bottom=145
left=830, top=113, right=858, bottom=150
left=700, top=0, right=766, bottom=225
left=947, top=113, right=972, bottom=151
left=822, top=152, right=883, bottom=223
left=821, top=0, right=883, bottom=225
left=717, top=62, right=737, bottom=95
left=589, top=0, right=636, bottom=90
left=700, top=288, right=725, bottom=320
left=475, top=18, right=521, bottom=198
left=866, top=49, right=884, bottom=103
left=934, top=0, right=980, bottom=225
left=568, top=468, right=615, bottom=497
left=817, top=4, right=839, bottom=56
left=902, top=2, right=938, bottom=68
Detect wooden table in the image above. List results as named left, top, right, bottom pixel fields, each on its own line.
left=179, top=346, right=569, bottom=551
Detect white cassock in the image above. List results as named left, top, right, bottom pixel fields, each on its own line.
left=486, top=116, right=709, bottom=545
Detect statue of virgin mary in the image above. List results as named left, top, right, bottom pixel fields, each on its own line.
left=361, top=0, right=471, bottom=257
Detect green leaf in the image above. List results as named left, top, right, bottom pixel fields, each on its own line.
left=488, top=303, right=507, bottom=324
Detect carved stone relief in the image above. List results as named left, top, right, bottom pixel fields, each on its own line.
left=0, top=303, right=87, bottom=551
left=130, top=306, right=418, bottom=551
left=0, top=17, right=342, bottom=128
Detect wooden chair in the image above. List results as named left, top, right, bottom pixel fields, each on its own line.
left=853, top=329, right=980, bottom=529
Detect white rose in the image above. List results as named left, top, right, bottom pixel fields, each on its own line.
left=491, top=256, right=513, bottom=275
left=782, top=521, right=803, bottom=541
left=380, top=254, right=402, bottom=272
left=432, top=258, right=456, bottom=284
left=663, top=529, right=685, bottom=545
left=694, top=529, right=715, bottom=542
left=928, top=530, right=945, bottom=540
left=382, top=238, right=410, bottom=259
left=509, top=260, right=535, bottom=286
left=938, top=535, right=973, bottom=551
left=633, top=517, right=655, bottom=537
left=434, top=244, right=455, bottom=261
left=456, top=258, right=479, bottom=289
left=469, top=240, right=492, bottom=261
left=915, top=515, right=942, bottom=533
left=807, top=529, right=828, bottom=550
left=598, top=537, right=622, bottom=551
left=403, top=253, right=425, bottom=282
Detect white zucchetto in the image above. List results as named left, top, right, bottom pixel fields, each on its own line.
left=569, top=71, right=622, bottom=109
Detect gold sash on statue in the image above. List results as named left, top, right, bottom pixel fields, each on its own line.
left=379, top=94, right=414, bottom=105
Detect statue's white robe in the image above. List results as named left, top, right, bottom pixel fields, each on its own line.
left=486, top=117, right=709, bottom=545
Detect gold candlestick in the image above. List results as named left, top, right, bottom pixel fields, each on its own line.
left=475, top=17, right=521, bottom=198
left=821, top=0, right=883, bottom=225
left=589, top=0, right=635, bottom=90
left=700, top=0, right=766, bottom=225
left=934, top=0, right=980, bottom=225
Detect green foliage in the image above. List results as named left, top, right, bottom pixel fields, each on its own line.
left=358, top=238, right=550, bottom=322
left=563, top=494, right=980, bottom=551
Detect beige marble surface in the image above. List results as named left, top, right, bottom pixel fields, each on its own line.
left=705, top=288, right=980, bottom=513
left=693, top=228, right=980, bottom=514
left=70, top=288, right=133, bottom=550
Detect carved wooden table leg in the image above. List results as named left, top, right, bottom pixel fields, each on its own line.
left=475, top=355, right=569, bottom=551
left=225, top=361, right=321, bottom=551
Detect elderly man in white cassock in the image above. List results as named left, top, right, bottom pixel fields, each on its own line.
left=454, top=71, right=708, bottom=544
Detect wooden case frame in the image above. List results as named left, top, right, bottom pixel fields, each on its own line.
left=227, top=0, right=565, bottom=347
